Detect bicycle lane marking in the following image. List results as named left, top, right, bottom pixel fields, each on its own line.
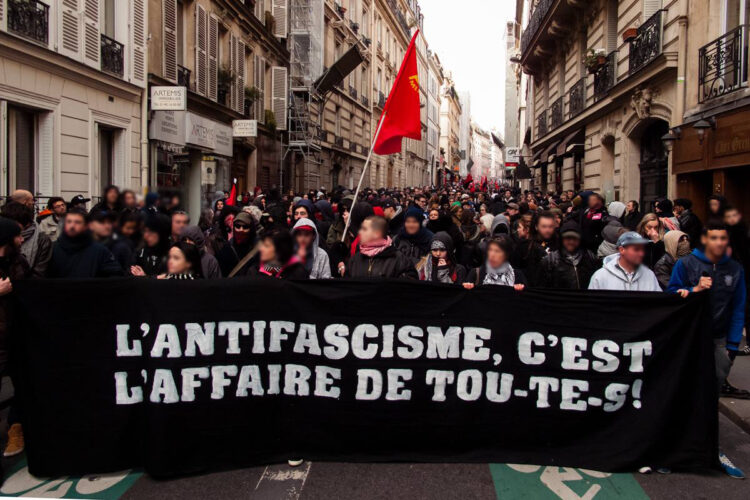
left=489, top=463, right=649, bottom=500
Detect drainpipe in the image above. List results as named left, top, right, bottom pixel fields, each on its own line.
left=671, top=0, right=689, bottom=198
left=140, top=86, right=150, bottom=193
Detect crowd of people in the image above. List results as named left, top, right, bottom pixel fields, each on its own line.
left=0, top=181, right=747, bottom=478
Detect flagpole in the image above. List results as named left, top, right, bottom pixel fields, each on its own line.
left=340, top=110, right=387, bottom=243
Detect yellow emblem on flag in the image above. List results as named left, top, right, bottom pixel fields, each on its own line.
left=409, top=75, right=419, bottom=92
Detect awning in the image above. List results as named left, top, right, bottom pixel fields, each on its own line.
left=530, top=150, right=544, bottom=168
left=491, top=133, right=504, bottom=149
left=516, top=157, right=533, bottom=179
left=556, top=128, right=586, bottom=157
left=543, top=140, right=562, bottom=163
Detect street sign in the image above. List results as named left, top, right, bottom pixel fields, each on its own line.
left=505, top=147, right=520, bottom=168
left=150, top=86, right=187, bottom=111
left=232, top=120, right=258, bottom=137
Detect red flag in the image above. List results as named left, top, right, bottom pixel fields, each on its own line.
left=373, top=30, right=422, bottom=155
left=226, top=179, right=238, bottom=207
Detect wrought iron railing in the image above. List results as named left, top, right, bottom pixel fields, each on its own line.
left=629, top=9, right=664, bottom=75
left=550, top=96, right=563, bottom=130
left=377, top=91, right=386, bottom=108
left=594, top=51, right=616, bottom=100
left=361, top=95, right=369, bottom=107
left=178, top=65, right=191, bottom=88
left=568, top=78, right=586, bottom=118
left=334, top=136, right=345, bottom=147
left=699, top=24, right=748, bottom=103
left=537, top=111, right=548, bottom=137
left=349, top=85, right=358, bottom=99
left=520, top=0, right=554, bottom=57
left=7, top=0, right=49, bottom=44
left=101, top=34, right=124, bottom=76
left=387, top=0, right=412, bottom=37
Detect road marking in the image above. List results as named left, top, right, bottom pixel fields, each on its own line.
left=253, top=461, right=311, bottom=499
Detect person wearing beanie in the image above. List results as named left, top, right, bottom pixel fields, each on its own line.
left=654, top=198, right=680, bottom=232
left=540, top=221, right=599, bottom=289
left=47, top=208, right=123, bottom=278
left=216, top=211, right=259, bottom=277
left=393, top=207, right=434, bottom=266
left=417, top=231, right=466, bottom=284
left=131, top=213, right=171, bottom=277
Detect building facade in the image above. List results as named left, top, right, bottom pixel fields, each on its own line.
left=458, top=90, right=471, bottom=177
left=0, top=0, right=147, bottom=207
left=470, top=123, right=492, bottom=179
left=426, top=51, right=443, bottom=185
left=439, top=74, right=461, bottom=183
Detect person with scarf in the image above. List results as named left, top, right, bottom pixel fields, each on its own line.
left=180, top=225, right=222, bottom=279
left=159, top=242, right=203, bottom=280
left=540, top=221, right=599, bottom=289
left=216, top=212, right=259, bottom=277
left=1, top=201, right=51, bottom=278
left=579, top=192, right=608, bottom=252
left=654, top=199, right=681, bottom=232
left=250, top=230, right=308, bottom=280
left=131, top=213, right=171, bottom=277
left=314, top=199, right=335, bottom=244
left=348, top=216, right=417, bottom=279
left=417, top=232, right=466, bottom=284
left=464, top=235, right=526, bottom=290
left=654, top=230, right=691, bottom=290
left=394, top=207, right=434, bottom=266
left=293, top=218, right=331, bottom=279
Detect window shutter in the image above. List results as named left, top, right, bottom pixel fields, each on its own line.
left=0, top=101, right=7, bottom=196
left=230, top=35, right=237, bottom=111
left=643, top=0, right=662, bottom=19
left=271, top=66, right=287, bottom=131
left=82, top=0, right=100, bottom=69
left=254, top=55, right=266, bottom=124
left=131, top=0, right=147, bottom=87
left=0, top=0, right=6, bottom=32
left=273, top=0, right=287, bottom=38
left=235, top=38, right=246, bottom=114
left=37, top=112, right=54, bottom=198
left=195, top=4, right=207, bottom=96
left=208, top=14, right=218, bottom=101
left=59, top=0, right=82, bottom=60
left=163, top=0, right=178, bottom=82
left=113, top=129, right=128, bottom=188
left=254, top=0, right=263, bottom=20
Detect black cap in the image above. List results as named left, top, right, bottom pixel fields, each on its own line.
left=69, top=194, right=91, bottom=206
left=382, top=198, right=397, bottom=209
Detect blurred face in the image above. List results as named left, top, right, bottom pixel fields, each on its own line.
left=294, top=207, right=309, bottom=221
left=673, top=205, right=684, bottom=216
left=619, top=244, right=646, bottom=268
left=431, top=248, right=447, bottom=261
left=725, top=209, right=741, bottom=226
left=120, top=220, right=138, bottom=238
left=416, top=197, right=427, bottom=210
left=172, top=213, right=189, bottom=237
left=429, top=209, right=440, bottom=221
left=702, top=229, right=730, bottom=258
left=536, top=217, right=556, bottom=240
left=13, top=233, right=23, bottom=249
left=216, top=200, right=225, bottom=212
left=507, top=208, right=519, bottom=217
left=405, top=217, right=421, bottom=235
left=122, top=192, right=136, bottom=208
left=224, top=214, right=235, bottom=232
left=486, top=243, right=507, bottom=269
left=106, top=189, right=118, bottom=204
left=504, top=190, right=511, bottom=198
left=358, top=219, right=382, bottom=245
left=709, top=199, right=721, bottom=214
left=143, top=228, right=160, bottom=248
left=51, top=200, right=67, bottom=217
left=89, top=219, right=113, bottom=239
left=295, top=230, right=314, bottom=249
left=383, top=206, right=395, bottom=219
left=562, top=235, right=580, bottom=254
left=645, top=220, right=660, bottom=236
left=589, top=195, right=602, bottom=209
left=63, top=214, right=87, bottom=238
left=167, top=247, right=191, bottom=275
left=259, top=237, right=277, bottom=262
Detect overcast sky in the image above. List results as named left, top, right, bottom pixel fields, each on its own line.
left=420, top=0, right=515, bottom=136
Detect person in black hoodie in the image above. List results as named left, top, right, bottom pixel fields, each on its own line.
left=89, top=208, right=134, bottom=273
left=425, top=209, right=464, bottom=249
left=673, top=198, right=702, bottom=248
left=249, top=229, right=308, bottom=280
left=216, top=212, right=259, bottom=277
left=314, top=199, right=334, bottom=244
left=383, top=198, right=405, bottom=237
left=539, top=221, right=599, bottom=289
left=417, top=231, right=467, bottom=284
left=47, top=208, right=123, bottom=278
left=622, top=200, right=642, bottom=231
left=393, top=207, right=434, bottom=265
left=131, top=213, right=170, bottom=277
left=348, top=216, right=417, bottom=279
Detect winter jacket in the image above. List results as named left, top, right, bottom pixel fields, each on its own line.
left=588, top=253, right=661, bottom=292
left=180, top=225, right=222, bottom=279
left=466, top=265, right=527, bottom=287
left=19, top=223, right=52, bottom=278
left=293, top=218, right=331, bottom=279
left=540, top=249, right=599, bottom=290
left=654, top=253, right=676, bottom=290
left=580, top=207, right=608, bottom=252
left=387, top=207, right=406, bottom=237
left=314, top=200, right=335, bottom=244
left=216, top=238, right=259, bottom=277
left=678, top=210, right=702, bottom=249
left=348, top=246, right=418, bottom=279
left=134, top=246, right=168, bottom=277
left=393, top=227, right=434, bottom=266
left=37, top=212, right=61, bottom=242
left=668, top=249, right=746, bottom=349
left=416, top=231, right=467, bottom=284
left=622, top=211, right=642, bottom=231
left=0, top=253, right=31, bottom=371
left=47, top=231, right=124, bottom=278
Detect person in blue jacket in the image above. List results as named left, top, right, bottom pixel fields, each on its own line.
left=668, top=221, right=747, bottom=479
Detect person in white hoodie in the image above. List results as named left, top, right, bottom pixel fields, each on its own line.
left=588, top=232, right=662, bottom=291
left=292, top=217, right=331, bottom=279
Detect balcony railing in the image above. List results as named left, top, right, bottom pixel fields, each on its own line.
left=100, top=34, right=124, bottom=76
left=361, top=95, right=369, bottom=107
left=387, top=0, right=412, bottom=37
left=177, top=65, right=191, bottom=88
left=699, top=25, right=748, bottom=103
left=7, top=0, right=49, bottom=45
left=594, top=51, right=616, bottom=100
left=520, top=0, right=554, bottom=57
left=334, top=136, right=345, bottom=147
left=568, top=78, right=586, bottom=118
left=550, top=96, right=563, bottom=129
left=629, top=9, right=664, bottom=76
left=537, top=112, right=548, bottom=137
left=349, top=85, right=358, bottom=99
left=377, top=91, right=386, bottom=108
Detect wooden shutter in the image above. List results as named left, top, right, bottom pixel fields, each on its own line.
left=163, top=0, right=178, bottom=82
left=254, top=0, right=263, bottom=20
left=131, top=0, right=147, bottom=87
left=273, top=0, right=287, bottom=38
left=0, top=0, right=6, bottom=32
left=643, top=0, right=662, bottom=19
left=37, top=112, right=54, bottom=198
left=271, top=66, right=287, bottom=131
left=230, top=36, right=246, bottom=114
left=606, top=0, right=618, bottom=53
left=113, top=129, right=128, bottom=188
left=254, top=55, right=265, bottom=124
left=195, top=4, right=207, bottom=96
left=59, top=0, right=81, bottom=60
left=208, top=14, right=218, bottom=101
left=82, top=0, right=100, bottom=69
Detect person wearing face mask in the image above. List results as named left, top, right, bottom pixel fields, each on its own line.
left=216, top=212, right=259, bottom=277
left=292, top=218, right=331, bottom=279
left=464, top=235, right=526, bottom=290
left=417, top=232, right=466, bottom=284
left=654, top=231, right=691, bottom=290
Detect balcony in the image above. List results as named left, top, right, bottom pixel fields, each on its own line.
left=568, top=78, right=585, bottom=118
left=386, top=0, right=412, bottom=37
left=550, top=96, right=563, bottom=130
left=100, top=34, right=124, bottom=76
left=521, top=0, right=554, bottom=57
left=361, top=95, right=369, bottom=107
left=177, top=65, right=191, bottom=88
left=537, top=112, right=548, bottom=137
left=334, top=136, right=345, bottom=147
left=594, top=51, right=616, bottom=101
left=350, top=21, right=359, bottom=33
left=699, top=25, right=748, bottom=103
left=349, top=85, right=358, bottom=99
left=628, top=9, right=664, bottom=76
left=7, top=0, right=49, bottom=45
left=377, top=91, right=386, bottom=108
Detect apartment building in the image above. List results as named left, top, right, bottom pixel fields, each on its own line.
left=426, top=51, right=443, bottom=185
left=457, top=90, right=471, bottom=177
left=439, top=73, right=461, bottom=184
left=0, top=0, right=147, bottom=206
left=470, top=123, right=492, bottom=179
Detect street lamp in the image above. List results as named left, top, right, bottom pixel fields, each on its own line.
left=693, top=117, right=716, bottom=145
left=661, top=127, right=681, bottom=152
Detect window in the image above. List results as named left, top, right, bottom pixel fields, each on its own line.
left=102, top=0, right=116, bottom=38
left=724, top=0, right=750, bottom=29
left=176, top=0, right=185, bottom=66
left=5, top=106, right=36, bottom=194
left=98, top=128, right=114, bottom=192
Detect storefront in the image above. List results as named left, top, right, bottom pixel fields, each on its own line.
left=673, top=106, right=750, bottom=221
left=149, top=111, right=233, bottom=217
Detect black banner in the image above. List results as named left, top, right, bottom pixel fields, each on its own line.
left=12, top=279, right=717, bottom=478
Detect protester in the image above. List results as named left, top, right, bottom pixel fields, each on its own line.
left=580, top=193, right=608, bottom=252
left=588, top=232, right=661, bottom=291
left=92, top=185, right=121, bottom=213
left=654, top=231, right=690, bottom=290
left=393, top=207, right=434, bottom=265
left=673, top=199, right=702, bottom=248
left=623, top=200, right=642, bottom=231
left=654, top=199, right=681, bottom=231
left=417, top=231, right=467, bottom=284
left=171, top=210, right=190, bottom=244
left=1, top=201, right=51, bottom=278
left=37, top=197, right=66, bottom=242
left=180, top=225, right=222, bottom=279
left=637, top=213, right=666, bottom=269
left=708, top=194, right=728, bottom=219
left=216, top=212, right=259, bottom=277
left=597, top=222, right=627, bottom=261
left=540, top=221, right=599, bottom=289
left=160, top=242, right=203, bottom=280
left=250, top=230, right=308, bottom=280
left=347, top=216, right=416, bottom=279
left=292, top=218, right=331, bottom=279
left=131, top=214, right=171, bottom=277
left=89, top=209, right=133, bottom=272
left=465, top=235, right=526, bottom=290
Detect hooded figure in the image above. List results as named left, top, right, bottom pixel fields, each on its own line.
left=180, top=225, right=222, bottom=279
left=314, top=200, right=334, bottom=243
left=292, top=218, right=331, bottom=279
left=134, top=213, right=171, bottom=276
left=216, top=212, right=259, bottom=277
left=425, top=210, right=464, bottom=249
left=607, top=201, right=627, bottom=222
left=597, top=221, right=626, bottom=260
left=654, top=230, right=690, bottom=289
left=394, top=207, right=434, bottom=265
left=417, top=231, right=467, bottom=284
